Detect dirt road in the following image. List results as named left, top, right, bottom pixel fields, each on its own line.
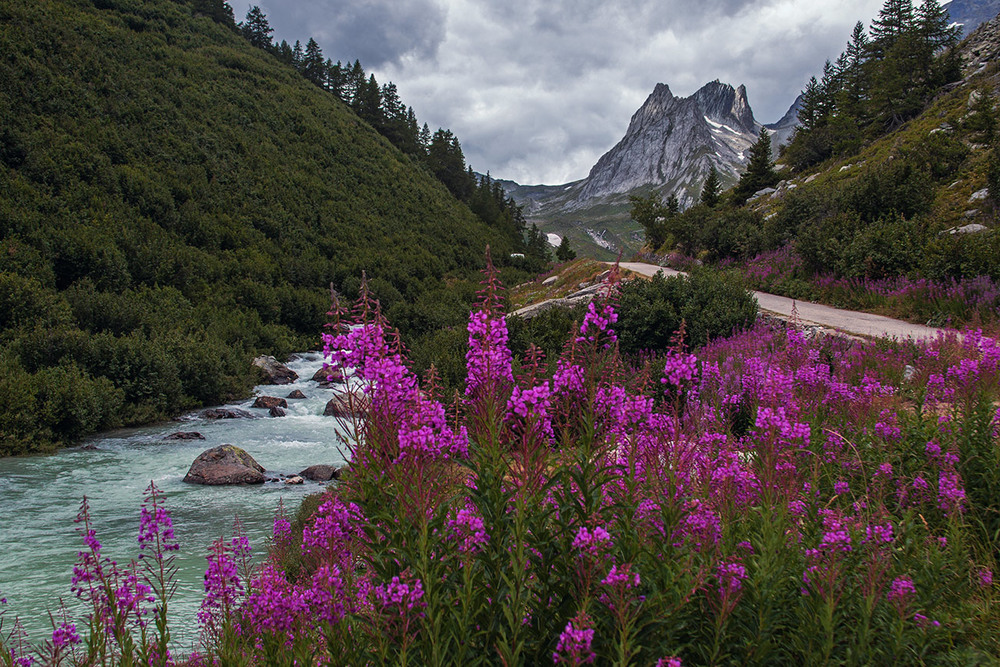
left=616, top=262, right=950, bottom=342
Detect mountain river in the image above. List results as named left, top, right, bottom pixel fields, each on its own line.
left=0, top=352, right=350, bottom=653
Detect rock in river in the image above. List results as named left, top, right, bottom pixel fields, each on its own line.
left=252, top=396, right=288, bottom=410
left=299, top=464, right=343, bottom=482
left=286, top=390, right=307, bottom=399
left=252, top=355, right=298, bottom=385
left=323, top=392, right=369, bottom=418
left=311, top=366, right=346, bottom=384
left=164, top=431, right=206, bottom=440
left=183, top=445, right=266, bottom=485
left=202, top=408, right=254, bottom=420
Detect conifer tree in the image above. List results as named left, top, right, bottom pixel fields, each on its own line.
left=302, top=38, right=325, bottom=87
left=870, top=0, right=916, bottom=56
left=291, top=40, right=304, bottom=69
left=240, top=6, right=273, bottom=49
left=734, top=130, right=779, bottom=204
left=700, top=166, right=721, bottom=207
left=555, top=236, right=576, bottom=262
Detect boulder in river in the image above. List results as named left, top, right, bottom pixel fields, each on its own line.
left=284, top=476, right=304, bottom=485
left=165, top=431, right=206, bottom=440
left=286, top=390, right=307, bottom=399
left=252, top=396, right=288, bottom=410
left=299, top=464, right=344, bottom=482
left=323, top=392, right=370, bottom=418
left=253, top=355, right=299, bottom=385
left=269, top=406, right=286, bottom=417
left=311, top=366, right=346, bottom=384
left=183, top=445, right=265, bottom=485
left=202, top=408, right=254, bottom=420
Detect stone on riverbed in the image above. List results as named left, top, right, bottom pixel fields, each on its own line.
left=299, top=464, right=344, bottom=482
left=202, top=408, right=254, bottom=420
left=252, top=396, right=288, bottom=409
left=323, top=392, right=369, bottom=417
left=183, top=445, right=265, bottom=485
left=311, top=366, right=346, bottom=384
left=286, top=390, right=307, bottom=399
left=252, top=355, right=298, bottom=385
left=164, top=431, right=206, bottom=440
left=269, top=406, right=286, bottom=417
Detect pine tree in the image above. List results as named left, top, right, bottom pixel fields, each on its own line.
left=870, top=0, right=916, bottom=55
left=700, top=166, right=721, bottom=207
left=555, top=236, right=576, bottom=262
left=798, top=77, right=824, bottom=131
left=240, top=6, right=273, bottom=49
left=291, top=40, right=304, bottom=70
left=734, top=129, right=778, bottom=204
left=839, top=22, right=871, bottom=119
left=302, top=38, right=325, bottom=87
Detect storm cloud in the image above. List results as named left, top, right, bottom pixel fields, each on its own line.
left=230, top=0, right=885, bottom=184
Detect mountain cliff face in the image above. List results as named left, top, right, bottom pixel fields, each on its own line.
left=944, top=0, right=1000, bottom=36
left=574, top=81, right=761, bottom=207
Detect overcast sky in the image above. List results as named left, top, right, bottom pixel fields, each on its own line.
left=230, top=0, right=885, bottom=185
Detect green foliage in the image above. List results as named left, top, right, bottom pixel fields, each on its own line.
left=700, top=166, right=722, bottom=207
left=629, top=191, right=675, bottom=249
left=616, top=270, right=758, bottom=354
left=784, top=0, right=960, bottom=171
left=734, top=130, right=779, bottom=204
left=0, top=0, right=535, bottom=454
left=555, top=236, right=576, bottom=262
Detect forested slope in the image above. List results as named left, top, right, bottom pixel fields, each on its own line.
left=0, top=0, right=523, bottom=453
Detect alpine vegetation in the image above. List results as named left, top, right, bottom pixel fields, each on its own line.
left=3, top=259, right=1000, bottom=664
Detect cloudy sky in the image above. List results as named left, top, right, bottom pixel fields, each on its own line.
left=230, top=0, right=885, bottom=185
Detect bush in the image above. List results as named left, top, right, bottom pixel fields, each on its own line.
left=616, top=270, right=758, bottom=354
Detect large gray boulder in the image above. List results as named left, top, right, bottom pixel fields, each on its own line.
left=183, top=445, right=265, bottom=485
left=324, top=392, right=370, bottom=417
left=253, top=355, right=298, bottom=385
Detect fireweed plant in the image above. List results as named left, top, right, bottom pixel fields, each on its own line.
left=4, top=257, right=1000, bottom=665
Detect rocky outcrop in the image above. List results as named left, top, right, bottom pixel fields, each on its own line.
left=202, top=408, right=254, bottom=420
left=183, top=445, right=265, bottom=485
left=252, top=396, right=288, bottom=410
left=959, top=5, right=1000, bottom=74
left=164, top=431, right=205, bottom=440
left=510, top=283, right=605, bottom=319
left=324, top=392, right=370, bottom=417
left=252, top=356, right=298, bottom=385
left=299, top=464, right=344, bottom=482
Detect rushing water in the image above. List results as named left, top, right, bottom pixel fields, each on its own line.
left=0, top=352, right=351, bottom=652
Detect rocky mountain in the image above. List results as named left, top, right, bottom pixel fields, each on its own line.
left=503, top=80, right=800, bottom=259
left=945, top=0, right=1000, bottom=36
left=573, top=81, right=759, bottom=206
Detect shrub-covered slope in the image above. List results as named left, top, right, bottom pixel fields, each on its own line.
left=0, top=0, right=519, bottom=453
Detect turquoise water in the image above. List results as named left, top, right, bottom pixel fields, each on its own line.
left=0, top=353, right=352, bottom=652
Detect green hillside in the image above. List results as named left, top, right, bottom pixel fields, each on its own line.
left=0, top=0, right=527, bottom=454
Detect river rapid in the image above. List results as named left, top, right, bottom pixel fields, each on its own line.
left=0, top=352, right=350, bottom=653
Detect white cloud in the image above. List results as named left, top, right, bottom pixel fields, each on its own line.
left=231, top=0, right=886, bottom=184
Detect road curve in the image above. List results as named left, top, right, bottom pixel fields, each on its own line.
left=615, top=262, right=950, bottom=343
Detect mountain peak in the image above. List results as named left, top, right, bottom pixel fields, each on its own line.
left=692, top=80, right=756, bottom=133
left=573, top=79, right=763, bottom=205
